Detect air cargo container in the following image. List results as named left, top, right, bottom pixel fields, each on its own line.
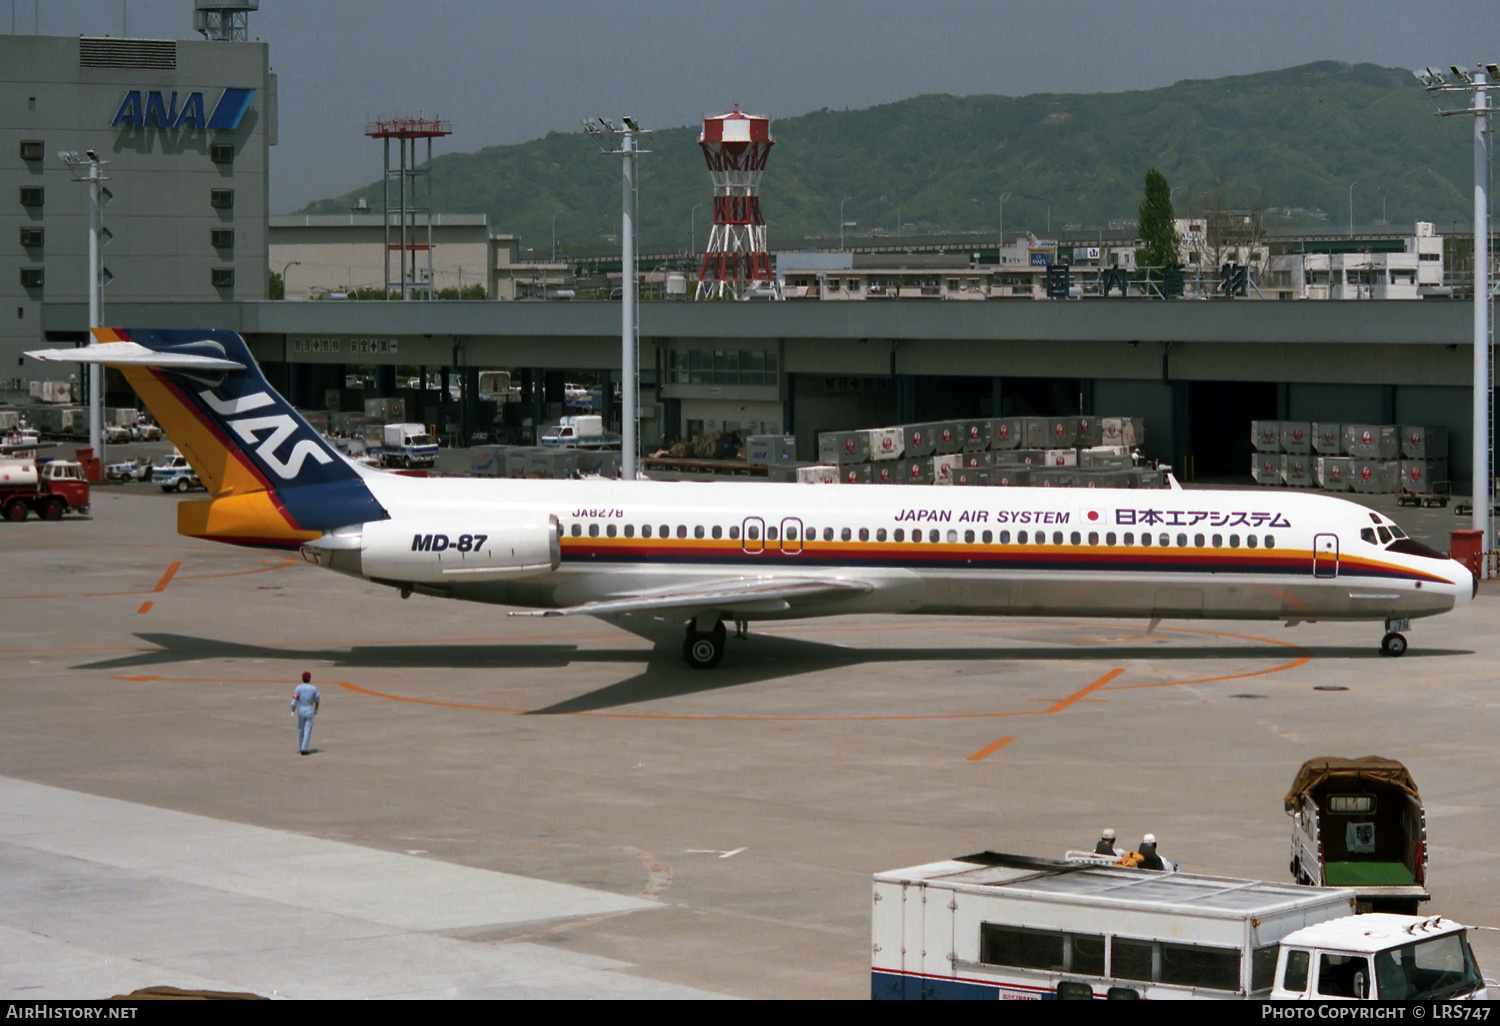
left=1343, top=425, right=1400, bottom=460
left=1251, top=420, right=1282, bottom=453
left=953, top=468, right=990, bottom=486
left=1080, top=446, right=1131, bottom=470
left=1022, top=417, right=1052, bottom=449
left=840, top=463, right=874, bottom=484
left=991, top=467, right=1031, bottom=487
left=1102, top=417, right=1143, bottom=448
left=817, top=429, right=871, bottom=465
left=1280, top=422, right=1312, bottom=455
left=1316, top=456, right=1355, bottom=491
left=931, top=454, right=961, bottom=485
left=1312, top=422, right=1343, bottom=455
left=1045, top=417, right=1079, bottom=448
left=1281, top=454, right=1314, bottom=488
left=1075, top=415, right=1104, bottom=447
left=931, top=421, right=965, bottom=455
left=867, top=427, right=905, bottom=461
left=796, top=464, right=840, bottom=484
left=958, top=419, right=992, bottom=452
left=899, top=458, right=934, bottom=484
left=993, top=449, right=1044, bottom=468
left=1043, top=448, right=1078, bottom=468
left=746, top=434, right=798, bottom=465
left=1400, top=425, right=1448, bottom=461
left=1351, top=460, right=1400, bottom=494
left=1031, top=469, right=1080, bottom=487
left=903, top=423, right=937, bottom=458
left=1253, top=453, right=1282, bottom=486
left=959, top=451, right=993, bottom=469
left=1399, top=459, right=1448, bottom=495
left=990, top=418, right=1023, bottom=450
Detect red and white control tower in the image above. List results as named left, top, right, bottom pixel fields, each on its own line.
left=696, top=108, right=774, bottom=300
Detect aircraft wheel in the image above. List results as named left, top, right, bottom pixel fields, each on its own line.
left=1380, top=632, right=1408, bottom=658
left=682, top=620, right=727, bottom=670
left=4, top=499, right=28, bottom=522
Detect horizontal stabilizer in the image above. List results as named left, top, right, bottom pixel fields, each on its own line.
left=509, top=576, right=873, bottom=619
left=25, top=341, right=245, bottom=371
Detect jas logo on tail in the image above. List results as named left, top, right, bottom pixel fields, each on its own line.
left=199, top=391, right=332, bottom=480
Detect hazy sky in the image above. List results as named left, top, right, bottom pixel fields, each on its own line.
left=15, top=1, right=1500, bottom=211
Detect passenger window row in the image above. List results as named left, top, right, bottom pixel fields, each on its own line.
left=563, top=521, right=1278, bottom=550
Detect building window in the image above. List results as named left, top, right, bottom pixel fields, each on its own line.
left=20, top=227, right=43, bottom=248
left=210, top=189, right=234, bottom=210
left=20, top=187, right=44, bottom=208
left=210, top=143, right=235, bottom=165
left=20, top=140, right=44, bottom=162
left=211, top=228, right=234, bottom=249
left=211, top=267, right=235, bottom=288
left=20, top=268, right=44, bottom=288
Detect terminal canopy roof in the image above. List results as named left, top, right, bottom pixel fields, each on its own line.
left=1283, top=756, right=1420, bottom=812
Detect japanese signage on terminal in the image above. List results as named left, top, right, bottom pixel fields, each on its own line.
left=291, top=337, right=399, bottom=356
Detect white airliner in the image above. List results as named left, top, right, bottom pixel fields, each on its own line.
left=30, top=329, right=1474, bottom=669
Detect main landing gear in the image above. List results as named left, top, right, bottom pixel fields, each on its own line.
left=682, top=618, right=727, bottom=670
left=1379, top=619, right=1411, bottom=658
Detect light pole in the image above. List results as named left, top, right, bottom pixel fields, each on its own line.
left=998, top=192, right=1011, bottom=244
left=59, top=150, right=109, bottom=459
left=1348, top=181, right=1357, bottom=239
left=281, top=260, right=300, bottom=299
left=584, top=116, right=650, bottom=481
left=839, top=196, right=851, bottom=249
left=1416, top=63, right=1497, bottom=551
left=551, top=210, right=565, bottom=262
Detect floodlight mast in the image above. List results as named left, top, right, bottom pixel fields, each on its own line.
left=1419, top=63, right=1496, bottom=553
left=585, top=117, right=651, bottom=480
left=59, top=151, right=110, bottom=459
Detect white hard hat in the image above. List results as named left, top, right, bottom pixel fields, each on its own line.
left=1142, top=833, right=1157, bottom=845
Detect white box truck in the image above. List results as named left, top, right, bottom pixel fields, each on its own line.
left=871, top=851, right=1486, bottom=1000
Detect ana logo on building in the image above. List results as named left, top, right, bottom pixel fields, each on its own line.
left=112, top=88, right=255, bottom=131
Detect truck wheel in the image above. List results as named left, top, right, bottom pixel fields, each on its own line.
left=3, top=499, right=27, bottom=522
left=175, top=478, right=190, bottom=493
left=40, top=498, right=64, bottom=521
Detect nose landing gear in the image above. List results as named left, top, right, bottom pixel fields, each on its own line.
left=1379, top=619, right=1411, bottom=657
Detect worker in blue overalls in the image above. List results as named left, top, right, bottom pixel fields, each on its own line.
left=291, top=671, right=321, bottom=756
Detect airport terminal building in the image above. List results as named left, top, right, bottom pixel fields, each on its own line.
left=1, top=31, right=274, bottom=392
left=3, top=29, right=1493, bottom=490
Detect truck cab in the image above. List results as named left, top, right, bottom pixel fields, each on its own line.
left=1271, top=915, right=1486, bottom=1000
left=153, top=453, right=202, bottom=493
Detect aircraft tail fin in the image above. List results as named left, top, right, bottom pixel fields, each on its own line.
left=27, top=328, right=387, bottom=547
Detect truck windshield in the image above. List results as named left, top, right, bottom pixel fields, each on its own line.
left=1373, top=933, right=1482, bottom=1000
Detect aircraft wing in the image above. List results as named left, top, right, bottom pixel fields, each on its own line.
left=508, top=576, right=874, bottom=619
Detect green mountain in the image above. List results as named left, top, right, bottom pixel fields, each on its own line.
left=299, top=62, right=1475, bottom=254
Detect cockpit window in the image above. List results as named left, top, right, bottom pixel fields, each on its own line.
left=1377, top=526, right=1392, bottom=544
left=1369, top=513, right=1382, bottom=524
left=1361, top=528, right=1377, bottom=545
left=1389, top=525, right=1408, bottom=539
left=1387, top=538, right=1450, bottom=561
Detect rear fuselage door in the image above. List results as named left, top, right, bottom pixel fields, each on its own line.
left=1313, top=533, right=1339, bottom=578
